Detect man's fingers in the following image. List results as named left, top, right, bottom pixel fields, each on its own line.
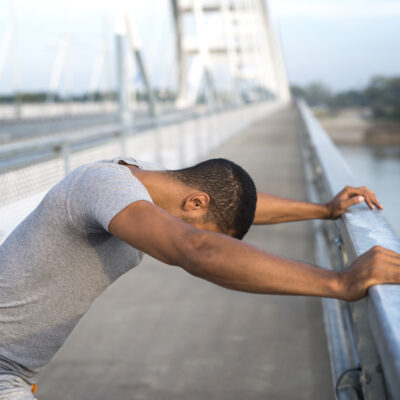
left=332, top=185, right=384, bottom=219
left=344, top=186, right=383, bottom=210
left=360, top=187, right=383, bottom=210
left=363, top=196, right=375, bottom=210
left=370, top=245, right=400, bottom=261
left=362, top=193, right=383, bottom=210
left=372, top=196, right=384, bottom=210
left=378, top=250, right=400, bottom=282
left=342, top=196, right=365, bottom=209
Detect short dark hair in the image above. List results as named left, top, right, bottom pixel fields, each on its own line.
left=170, top=158, right=257, bottom=239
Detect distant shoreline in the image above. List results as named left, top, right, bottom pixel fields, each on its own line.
left=316, top=108, right=400, bottom=146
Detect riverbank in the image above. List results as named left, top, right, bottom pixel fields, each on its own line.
left=316, top=108, right=400, bottom=146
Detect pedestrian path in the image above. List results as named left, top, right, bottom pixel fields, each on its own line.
left=37, top=105, right=334, bottom=400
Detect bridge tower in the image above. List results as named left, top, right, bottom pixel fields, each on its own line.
left=171, top=0, right=290, bottom=108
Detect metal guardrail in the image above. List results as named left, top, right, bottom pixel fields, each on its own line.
left=297, top=100, right=400, bottom=400
left=0, top=99, right=282, bottom=220
left=0, top=106, right=203, bottom=173
left=0, top=98, right=282, bottom=177
left=0, top=101, right=251, bottom=179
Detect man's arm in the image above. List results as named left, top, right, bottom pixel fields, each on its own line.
left=109, top=200, right=400, bottom=302
left=254, top=186, right=383, bottom=225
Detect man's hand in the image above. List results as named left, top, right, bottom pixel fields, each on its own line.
left=340, top=246, right=400, bottom=302
left=325, top=186, right=383, bottom=220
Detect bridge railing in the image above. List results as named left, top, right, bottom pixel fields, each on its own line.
left=297, top=99, right=400, bottom=400
left=0, top=100, right=283, bottom=243
left=0, top=101, right=119, bottom=121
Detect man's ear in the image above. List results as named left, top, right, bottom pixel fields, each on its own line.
left=183, top=192, right=210, bottom=211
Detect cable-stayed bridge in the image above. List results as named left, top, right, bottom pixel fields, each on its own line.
left=0, top=1, right=400, bottom=399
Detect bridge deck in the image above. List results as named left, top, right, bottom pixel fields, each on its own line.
left=37, top=105, right=334, bottom=399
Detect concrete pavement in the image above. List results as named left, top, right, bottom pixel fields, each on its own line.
left=36, top=105, right=334, bottom=399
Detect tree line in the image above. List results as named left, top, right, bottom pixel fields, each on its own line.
left=291, top=76, right=400, bottom=120
left=0, top=89, right=178, bottom=104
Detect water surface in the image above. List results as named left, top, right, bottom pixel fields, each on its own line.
left=339, top=145, right=400, bottom=235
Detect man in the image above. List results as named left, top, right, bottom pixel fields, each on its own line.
left=0, top=156, right=399, bottom=399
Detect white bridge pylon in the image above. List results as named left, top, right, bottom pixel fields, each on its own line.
left=171, top=0, right=290, bottom=108
left=115, top=0, right=290, bottom=115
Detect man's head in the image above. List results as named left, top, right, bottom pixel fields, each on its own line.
left=169, top=158, right=257, bottom=239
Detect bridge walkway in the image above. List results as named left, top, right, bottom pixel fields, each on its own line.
left=37, top=105, right=334, bottom=399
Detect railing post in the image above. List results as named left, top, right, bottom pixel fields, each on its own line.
left=153, top=118, right=163, bottom=166
left=177, top=119, right=185, bottom=167
left=60, top=144, right=70, bottom=176
left=194, top=112, right=202, bottom=160
left=115, top=21, right=132, bottom=156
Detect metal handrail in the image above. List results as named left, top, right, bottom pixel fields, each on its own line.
left=297, top=99, right=400, bottom=399
left=0, top=103, right=237, bottom=173
left=0, top=108, right=198, bottom=158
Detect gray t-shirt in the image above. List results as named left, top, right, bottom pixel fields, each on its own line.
left=0, top=157, right=158, bottom=383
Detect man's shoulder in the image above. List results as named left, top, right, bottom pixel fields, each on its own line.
left=64, top=157, right=154, bottom=233
left=96, top=157, right=164, bottom=171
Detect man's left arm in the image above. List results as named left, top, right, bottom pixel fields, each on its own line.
left=254, top=186, right=383, bottom=225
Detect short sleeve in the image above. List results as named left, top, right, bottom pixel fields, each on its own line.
left=66, top=163, right=153, bottom=233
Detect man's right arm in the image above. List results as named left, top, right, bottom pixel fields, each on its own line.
left=108, top=200, right=400, bottom=302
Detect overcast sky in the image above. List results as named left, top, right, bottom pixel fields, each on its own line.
left=0, top=0, right=399, bottom=94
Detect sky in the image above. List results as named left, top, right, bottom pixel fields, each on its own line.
left=0, top=0, right=399, bottom=94
left=269, top=0, right=400, bottom=91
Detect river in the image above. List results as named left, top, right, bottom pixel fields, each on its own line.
left=339, top=145, right=400, bottom=235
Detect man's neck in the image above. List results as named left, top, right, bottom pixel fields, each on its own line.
left=123, top=165, right=187, bottom=216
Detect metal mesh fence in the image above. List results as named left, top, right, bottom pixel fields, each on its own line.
left=0, top=101, right=283, bottom=242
